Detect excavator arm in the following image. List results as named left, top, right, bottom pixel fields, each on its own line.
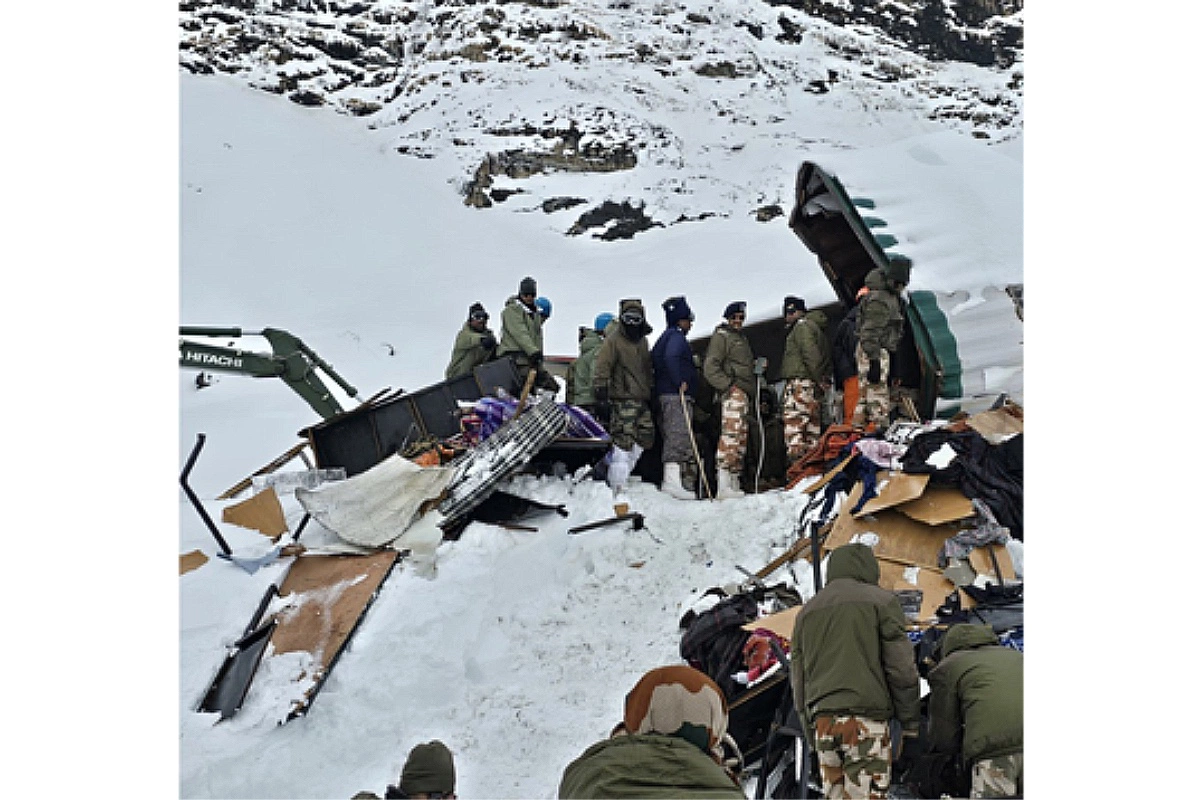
left=180, top=326, right=359, bottom=420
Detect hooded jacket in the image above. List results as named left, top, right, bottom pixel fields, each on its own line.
left=780, top=309, right=831, bottom=383
left=566, top=327, right=603, bottom=406
left=444, top=321, right=496, bottom=380
left=497, top=294, right=544, bottom=363
left=558, top=733, right=744, bottom=799
left=651, top=323, right=697, bottom=397
left=702, top=323, right=756, bottom=398
left=927, top=624, right=1023, bottom=764
left=593, top=300, right=654, bottom=402
left=856, top=267, right=905, bottom=359
left=789, top=544, right=921, bottom=742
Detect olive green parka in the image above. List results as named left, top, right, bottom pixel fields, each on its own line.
left=702, top=323, right=756, bottom=398
left=444, top=321, right=496, bottom=380
left=566, top=327, right=604, bottom=406
left=856, top=267, right=905, bottom=359
left=593, top=300, right=654, bottom=402
left=497, top=294, right=544, bottom=365
left=780, top=309, right=831, bottom=383
left=558, top=733, right=744, bottom=799
left=927, top=623, right=1023, bottom=765
left=789, top=543, right=921, bottom=745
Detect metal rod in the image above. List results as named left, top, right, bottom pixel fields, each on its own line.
left=180, top=433, right=233, bottom=555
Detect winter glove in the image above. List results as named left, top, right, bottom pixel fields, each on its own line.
left=594, top=386, right=611, bottom=423
left=480, top=334, right=496, bottom=351
left=867, top=358, right=882, bottom=384
left=529, top=351, right=543, bottom=366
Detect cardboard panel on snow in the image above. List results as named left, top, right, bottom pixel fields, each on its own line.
left=221, top=487, right=289, bottom=539
left=270, top=551, right=398, bottom=659
left=180, top=549, right=209, bottom=575
left=879, top=561, right=958, bottom=624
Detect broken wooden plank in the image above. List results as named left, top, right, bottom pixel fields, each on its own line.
left=218, top=441, right=312, bottom=500
left=802, top=452, right=856, bottom=495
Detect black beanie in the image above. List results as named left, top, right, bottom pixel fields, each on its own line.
left=468, top=302, right=487, bottom=320
left=663, top=296, right=693, bottom=326
left=783, top=295, right=805, bottom=315
left=723, top=301, right=746, bottom=320
left=519, top=276, right=537, bottom=296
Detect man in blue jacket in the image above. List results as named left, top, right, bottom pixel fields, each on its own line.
left=651, top=296, right=698, bottom=499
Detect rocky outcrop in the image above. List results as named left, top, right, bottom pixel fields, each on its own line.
left=179, top=0, right=1023, bottom=240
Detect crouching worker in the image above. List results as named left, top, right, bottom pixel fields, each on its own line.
left=927, top=624, right=1023, bottom=798
left=790, top=543, right=921, bottom=799
left=558, top=665, right=745, bottom=799
left=353, top=740, right=457, bottom=799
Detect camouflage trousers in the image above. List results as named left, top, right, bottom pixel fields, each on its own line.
left=853, top=344, right=892, bottom=429
left=609, top=399, right=655, bottom=452
left=813, top=714, right=893, bottom=799
left=716, top=385, right=749, bottom=473
left=657, top=393, right=696, bottom=465
left=782, top=378, right=822, bottom=463
left=971, top=753, right=1023, bottom=798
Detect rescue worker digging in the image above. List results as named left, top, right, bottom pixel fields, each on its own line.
left=497, top=276, right=559, bottom=395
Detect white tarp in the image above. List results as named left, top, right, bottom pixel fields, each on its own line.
left=296, top=454, right=454, bottom=548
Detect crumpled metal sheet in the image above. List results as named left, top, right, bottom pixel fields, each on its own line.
left=438, top=399, right=568, bottom=531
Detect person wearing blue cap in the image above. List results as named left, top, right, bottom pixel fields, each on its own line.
left=566, top=311, right=613, bottom=414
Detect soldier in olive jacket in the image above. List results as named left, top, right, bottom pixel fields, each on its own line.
left=702, top=301, right=757, bottom=498
left=593, top=299, right=655, bottom=495
left=444, top=302, right=496, bottom=380
left=779, top=295, right=831, bottom=466
left=497, top=276, right=558, bottom=394
left=854, top=256, right=909, bottom=428
left=790, top=543, right=921, bottom=798
left=927, top=623, right=1023, bottom=798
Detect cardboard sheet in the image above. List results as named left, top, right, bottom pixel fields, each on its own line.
left=895, top=485, right=976, bottom=526
left=880, top=561, right=957, bottom=625
left=965, top=406, right=1024, bottom=443
left=741, top=605, right=801, bottom=641
left=826, top=482, right=967, bottom=570
left=271, top=551, right=399, bottom=659
left=221, top=487, right=289, bottom=539
left=180, top=549, right=209, bottom=575
left=852, top=471, right=929, bottom=517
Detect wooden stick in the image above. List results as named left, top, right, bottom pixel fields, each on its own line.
left=513, top=368, right=539, bottom=419
left=680, top=387, right=714, bottom=500
left=803, top=451, right=856, bottom=495
left=218, top=441, right=312, bottom=500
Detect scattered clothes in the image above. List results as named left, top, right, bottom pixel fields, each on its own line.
left=900, top=429, right=1023, bottom=540
left=937, top=500, right=1011, bottom=568
left=854, top=438, right=907, bottom=470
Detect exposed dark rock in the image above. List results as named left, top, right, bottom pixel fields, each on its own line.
left=542, top=197, right=588, bottom=213
left=754, top=204, right=784, bottom=222
left=568, top=201, right=661, bottom=240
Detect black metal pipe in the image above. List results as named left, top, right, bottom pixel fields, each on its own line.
left=180, top=433, right=233, bottom=555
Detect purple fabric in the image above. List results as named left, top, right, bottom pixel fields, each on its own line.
left=474, top=397, right=608, bottom=441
